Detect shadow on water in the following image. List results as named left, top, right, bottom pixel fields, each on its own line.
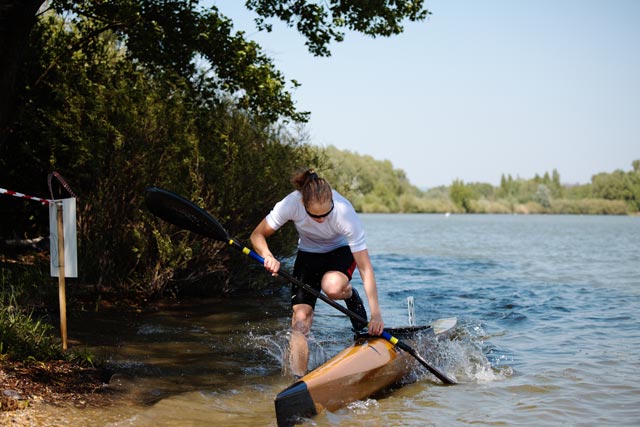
left=68, top=291, right=293, bottom=405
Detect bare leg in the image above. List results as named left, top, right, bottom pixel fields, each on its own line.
left=289, top=304, right=313, bottom=377
left=321, top=271, right=351, bottom=299
left=322, top=271, right=368, bottom=331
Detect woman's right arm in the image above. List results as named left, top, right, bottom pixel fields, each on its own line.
left=250, top=219, right=281, bottom=275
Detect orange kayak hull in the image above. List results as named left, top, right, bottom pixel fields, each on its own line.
left=274, top=318, right=456, bottom=427
left=275, top=337, right=409, bottom=426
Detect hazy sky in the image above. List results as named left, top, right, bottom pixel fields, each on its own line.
left=214, top=1, right=639, bottom=189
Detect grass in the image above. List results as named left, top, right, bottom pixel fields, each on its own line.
left=0, top=296, right=63, bottom=361
left=0, top=258, right=95, bottom=364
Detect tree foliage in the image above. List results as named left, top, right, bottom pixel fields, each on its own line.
left=1, top=13, right=315, bottom=299
left=45, top=0, right=308, bottom=123
left=246, top=0, right=430, bottom=56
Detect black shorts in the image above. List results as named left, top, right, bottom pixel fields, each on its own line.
left=291, top=246, right=357, bottom=309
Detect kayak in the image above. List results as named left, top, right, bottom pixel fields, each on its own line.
left=274, top=317, right=457, bottom=427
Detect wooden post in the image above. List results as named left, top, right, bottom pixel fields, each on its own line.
left=56, top=202, right=68, bottom=351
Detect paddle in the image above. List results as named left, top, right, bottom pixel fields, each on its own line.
left=144, top=186, right=457, bottom=385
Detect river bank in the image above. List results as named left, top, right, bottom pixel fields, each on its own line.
left=0, top=358, right=115, bottom=425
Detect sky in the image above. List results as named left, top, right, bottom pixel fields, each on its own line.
left=212, top=1, right=640, bottom=189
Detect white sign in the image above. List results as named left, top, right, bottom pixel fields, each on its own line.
left=49, top=198, right=78, bottom=278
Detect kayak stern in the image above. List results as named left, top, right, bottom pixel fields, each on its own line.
left=275, top=337, right=409, bottom=426
left=274, top=380, right=317, bottom=427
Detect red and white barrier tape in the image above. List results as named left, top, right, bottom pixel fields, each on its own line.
left=0, top=187, right=55, bottom=205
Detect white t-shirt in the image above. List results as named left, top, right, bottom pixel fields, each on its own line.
left=265, top=190, right=367, bottom=253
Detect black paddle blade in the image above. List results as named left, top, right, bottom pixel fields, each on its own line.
left=144, top=187, right=229, bottom=242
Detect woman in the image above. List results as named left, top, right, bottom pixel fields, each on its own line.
left=250, top=168, right=384, bottom=378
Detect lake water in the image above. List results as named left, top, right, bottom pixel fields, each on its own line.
left=34, top=214, right=640, bottom=426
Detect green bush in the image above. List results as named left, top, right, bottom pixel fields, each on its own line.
left=513, top=201, right=546, bottom=215
left=469, top=199, right=512, bottom=214
left=550, top=199, right=629, bottom=215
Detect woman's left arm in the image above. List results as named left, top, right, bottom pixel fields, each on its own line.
left=352, top=249, right=384, bottom=335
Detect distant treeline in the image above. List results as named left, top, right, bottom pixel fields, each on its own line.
left=319, top=146, right=640, bottom=215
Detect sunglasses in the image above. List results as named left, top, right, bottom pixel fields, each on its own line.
left=306, top=201, right=334, bottom=219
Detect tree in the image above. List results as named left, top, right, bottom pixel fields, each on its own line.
left=467, top=182, right=495, bottom=199
left=591, top=170, right=632, bottom=201
left=498, top=174, right=512, bottom=198
left=629, top=160, right=640, bottom=210
left=449, top=179, right=474, bottom=212
left=533, top=184, right=552, bottom=208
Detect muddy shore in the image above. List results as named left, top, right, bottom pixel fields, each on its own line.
left=1, top=358, right=115, bottom=426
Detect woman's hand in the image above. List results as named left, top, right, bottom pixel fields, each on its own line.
left=367, top=313, right=384, bottom=336
left=263, top=255, right=281, bottom=276
left=250, top=219, right=280, bottom=276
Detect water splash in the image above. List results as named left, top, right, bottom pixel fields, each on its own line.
left=247, top=329, right=290, bottom=374
left=247, top=318, right=511, bottom=390
left=246, top=329, right=336, bottom=376
left=347, top=398, right=380, bottom=413
left=418, top=319, right=513, bottom=384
